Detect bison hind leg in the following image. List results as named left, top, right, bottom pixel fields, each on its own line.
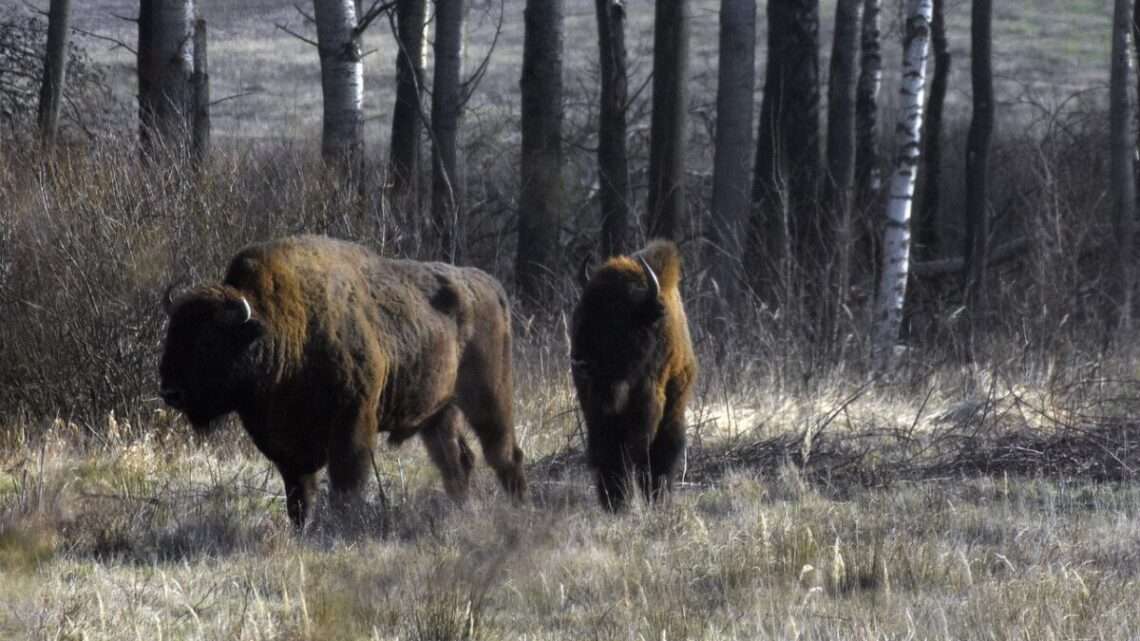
left=420, top=405, right=473, bottom=501
left=644, top=416, right=686, bottom=503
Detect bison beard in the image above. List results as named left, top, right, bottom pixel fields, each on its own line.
left=571, top=240, right=698, bottom=510
left=159, top=235, right=526, bottom=528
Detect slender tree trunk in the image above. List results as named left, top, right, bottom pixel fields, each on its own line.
left=155, top=0, right=195, bottom=151
left=872, top=0, right=934, bottom=371
left=709, top=0, right=755, bottom=301
left=517, top=0, right=564, bottom=299
left=825, top=0, right=862, bottom=328
left=431, top=0, right=465, bottom=261
left=388, top=0, right=427, bottom=211
left=36, top=0, right=71, bottom=147
left=747, top=0, right=821, bottom=305
left=1111, top=0, right=1136, bottom=336
left=137, top=0, right=158, bottom=149
left=313, top=0, right=364, bottom=176
left=918, top=0, right=949, bottom=262
left=854, top=0, right=882, bottom=207
left=961, top=0, right=993, bottom=347
left=597, top=0, right=630, bottom=258
left=191, top=18, right=209, bottom=163
left=645, top=0, right=689, bottom=240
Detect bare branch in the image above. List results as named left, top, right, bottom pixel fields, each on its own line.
left=354, top=0, right=399, bottom=38
left=71, top=26, right=136, bottom=54
left=292, top=3, right=316, bottom=24
left=459, top=0, right=504, bottom=107
left=274, top=22, right=319, bottom=48
left=209, top=91, right=262, bottom=108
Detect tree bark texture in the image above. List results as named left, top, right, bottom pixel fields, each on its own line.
left=313, top=0, right=364, bottom=175
left=872, top=0, right=933, bottom=371
left=825, top=0, right=862, bottom=320
left=597, top=0, right=631, bottom=258
left=431, top=0, right=465, bottom=261
left=191, top=18, right=209, bottom=163
left=854, top=0, right=882, bottom=207
left=154, top=0, right=195, bottom=150
left=918, top=0, right=949, bottom=262
left=36, top=0, right=71, bottom=147
left=748, top=0, right=821, bottom=303
left=137, top=0, right=158, bottom=148
left=1110, top=0, right=1136, bottom=334
left=388, top=0, right=427, bottom=209
left=645, top=0, right=689, bottom=241
left=516, top=0, right=564, bottom=299
left=708, top=0, right=755, bottom=298
left=961, top=0, right=993, bottom=337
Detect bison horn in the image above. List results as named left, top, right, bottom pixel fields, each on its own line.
left=637, top=256, right=660, bottom=301
left=578, top=254, right=594, bottom=289
left=222, top=296, right=253, bottom=324
left=162, top=282, right=180, bottom=315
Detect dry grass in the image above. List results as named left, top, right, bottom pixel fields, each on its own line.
left=3, top=401, right=1140, bottom=641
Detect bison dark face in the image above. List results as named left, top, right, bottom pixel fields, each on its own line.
left=159, top=287, right=264, bottom=431
left=571, top=257, right=664, bottom=417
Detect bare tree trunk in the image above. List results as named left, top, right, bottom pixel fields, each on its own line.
left=517, top=0, right=563, bottom=299
left=872, top=0, right=933, bottom=371
left=313, top=0, right=364, bottom=176
left=431, top=0, right=465, bottom=261
left=137, top=0, right=158, bottom=149
left=155, top=0, right=195, bottom=151
left=36, top=0, right=71, bottom=147
left=1111, top=0, right=1136, bottom=336
left=825, top=0, right=862, bottom=329
left=645, top=0, right=689, bottom=240
left=747, top=0, right=821, bottom=305
left=961, top=0, right=993, bottom=347
left=708, top=0, right=755, bottom=301
left=387, top=0, right=427, bottom=210
left=918, top=0, right=949, bottom=262
left=854, top=0, right=882, bottom=207
left=596, top=0, right=630, bottom=258
left=191, top=18, right=209, bottom=163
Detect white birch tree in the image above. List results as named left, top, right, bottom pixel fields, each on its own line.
left=871, top=0, right=934, bottom=371
left=1110, top=0, right=1136, bottom=335
left=313, top=0, right=364, bottom=175
left=154, top=0, right=195, bottom=149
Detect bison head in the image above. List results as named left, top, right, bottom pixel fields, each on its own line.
left=571, top=256, right=664, bottom=416
left=159, top=285, right=264, bottom=431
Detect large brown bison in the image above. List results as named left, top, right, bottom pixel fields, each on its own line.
left=159, top=235, right=526, bottom=528
left=570, top=240, right=698, bottom=510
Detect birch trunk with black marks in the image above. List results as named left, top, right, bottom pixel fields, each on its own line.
left=431, top=0, right=465, bottom=261
left=825, top=0, right=862, bottom=325
left=387, top=0, right=427, bottom=210
left=961, top=0, right=993, bottom=347
left=1110, top=0, right=1136, bottom=335
left=854, top=0, right=882, bottom=208
left=36, top=0, right=71, bottom=147
left=313, top=0, right=364, bottom=176
left=516, top=0, right=564, bottom=300
left=645, top=0, right=689, bottom=241
left=918, top=0, right=949, bottom=262
left=708, top=0, right=755, bottom=301
left=596, top=0, right=631, bottom=258
left=872, top=0, right=933, bottom=371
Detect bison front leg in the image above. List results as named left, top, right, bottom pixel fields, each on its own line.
left=278, top=467, right=319, bottom=530
left=419, top=404, right=475, bottom=500
left=646, top=415, right=685, bottom=503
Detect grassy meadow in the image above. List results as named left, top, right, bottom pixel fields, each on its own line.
left=3, top=0, right=1140, bottom=639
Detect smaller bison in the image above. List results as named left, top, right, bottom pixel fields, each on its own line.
left=570, top=240, right=698, bottom=510
left=159, top=235, right=526, bottom=528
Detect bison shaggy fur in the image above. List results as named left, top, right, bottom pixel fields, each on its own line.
left=159, top=235, right=526, bottom=527
left=570, top=240, right=697, bottom=510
